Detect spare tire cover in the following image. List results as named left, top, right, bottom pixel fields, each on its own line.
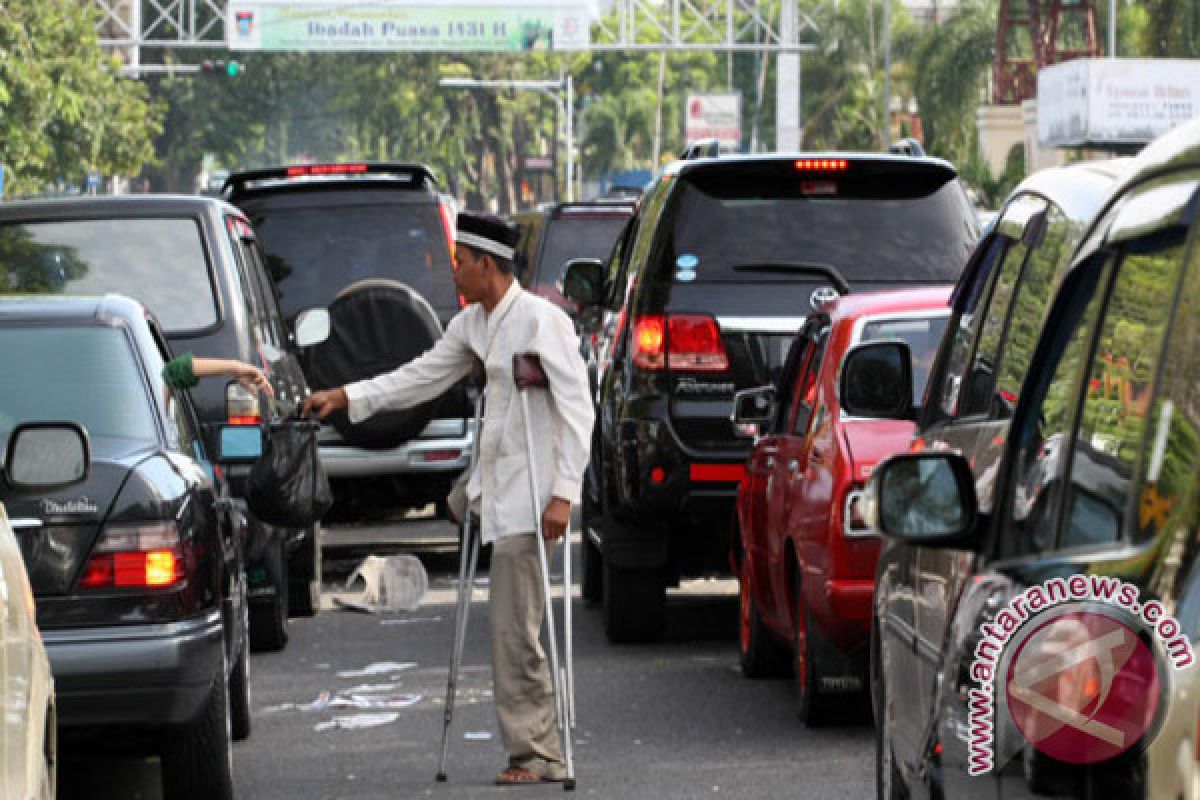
left=307, top=279, right=445, bottom=449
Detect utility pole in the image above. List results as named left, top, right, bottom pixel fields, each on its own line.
left=776, top=0, right=801, bottom=150
left=883, top=0, right=892, bottom=148
left=1109, top=0, right=1116, bottom=56
left=652, top=51, right=667, bottom=167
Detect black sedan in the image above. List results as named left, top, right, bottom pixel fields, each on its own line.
left=0, top=295, right=254, bottom=800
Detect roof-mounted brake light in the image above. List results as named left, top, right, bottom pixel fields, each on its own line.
left=285, top=163, right=369, bottom=178
left=795, top=159, right=848, bottom=171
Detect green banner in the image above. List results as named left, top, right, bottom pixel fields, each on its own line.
left=227, top=2, right=592, bottom=52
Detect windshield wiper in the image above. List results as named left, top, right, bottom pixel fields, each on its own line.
left=729, top=262, right=850, bottom=293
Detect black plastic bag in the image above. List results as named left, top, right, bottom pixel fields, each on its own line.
left=245, top=419, right=332, bottom=528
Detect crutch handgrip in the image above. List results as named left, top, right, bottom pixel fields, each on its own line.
left=513, top=352, right=549, bottom=391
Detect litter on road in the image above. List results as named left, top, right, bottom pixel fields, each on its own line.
left=337, top=661, right=418, bottom=678
left=314, top=712, right=400, bottom=732
left=334, top=554, right=428, bottom=613
left=380, top=616, right=444, bottom=626
left=464, top=731, right=494, bottom=741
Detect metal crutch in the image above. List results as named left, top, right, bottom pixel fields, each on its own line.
left=436, top=379, right=485, bottom=783
left=514, top=353, right=577, bottom=792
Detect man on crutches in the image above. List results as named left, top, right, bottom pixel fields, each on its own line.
left=302, top=211, right=593, bottom=788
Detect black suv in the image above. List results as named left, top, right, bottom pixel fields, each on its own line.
left=0, top=295, right=251, bottom=800
left=223, top=164, right=472, bottom=525
left=0, top=195, right=317, bottom=651
left=513, top=200, right=635, bottom=312
left=573, top=153, right=978, bottom=642
left=863, top=118, right=1200, bottom=799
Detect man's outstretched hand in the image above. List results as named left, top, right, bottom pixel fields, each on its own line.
left=541, top=497, right=572, bottom=541
left=301, top=388, right=349, bottom=419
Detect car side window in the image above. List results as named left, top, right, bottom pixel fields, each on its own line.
left=789, top=328, right=828, bottom=436
left=242, top=238, right=289, bottom=349
left=958, top=236, right=1033, bottom=417
left=1059, top=232, right=1189, bottom=549
left=774, top=332, right=814, bottom=434
left=934, top=235, right=1009, bottom=420
left=991, top=204, right=1074, bottom=417
left=225, top=217, right=274, bottom=349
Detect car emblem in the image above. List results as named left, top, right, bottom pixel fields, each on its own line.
left=810, top=286, right=840, bottom=310
left=41, top=497, right=99, bottom=516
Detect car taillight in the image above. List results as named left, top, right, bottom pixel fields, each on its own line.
left=226, top=382, right=261, bottom=425
left=795, top=158, right=848, bottom=171
left=843, top=487, right=874, bottom=537
left=632, top=313, right=728, bottom=372
left=78, top=522, right=183, bottom=589
left=439, top=200, right=467, bottom=308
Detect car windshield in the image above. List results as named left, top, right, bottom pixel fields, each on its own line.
left=244, top=196, right=457, bottom=319
left=860, top=315, right=949, bottom=398
left=532, top=215, right=629, bottom=287
left=0, top=218, right=217, bottom=332
left=670, top=163, right=977, bottom=284
left=0, top=325, right=156, bottom=456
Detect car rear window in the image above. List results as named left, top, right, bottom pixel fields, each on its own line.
left=860, top=315, right=949, bottom=398
left=242, top=195, right=456, bottom=319
left=0, top=218, right=217, bottom=332
left=531, top=215, right=629, bottom=287
left=669, top=161, right=977, bottom=284
left=0, top=325, right=156, bottom=454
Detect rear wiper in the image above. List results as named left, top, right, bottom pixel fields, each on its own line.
left=729, top=262, right=850, bottom=293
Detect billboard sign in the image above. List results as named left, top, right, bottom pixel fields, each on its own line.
left=227, top=1, right=593, bottom=52
left=1038, top=58, right=1200, bottom=147
left=685, top=93, right=741, bottom=149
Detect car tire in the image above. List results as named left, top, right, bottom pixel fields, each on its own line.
left=602, top=561, right=664, bottom=643
left=738, top=555, right=790, bottom=678
left=794, top=585, right=834, bottom=726
left=288, top=524, right=322, bottom=618
left=229, top=598, right=252, bottom=742
left=874, top=660, right=908, bottom=800
left=249, top=536, right=288, bottom=653
left=161, top=653, right=235, bottom=800
left=580, top=495, right=603, bottom=607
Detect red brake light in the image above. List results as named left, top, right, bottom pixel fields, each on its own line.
left=633, top=315, right=666, bottom=370
left=78, top=524, right=184, bottom=590
left=285, top=163, right=368, bottom=177
left=667, top=315, right=728, bottom=371
left=795, top=158, right=848, bottom=171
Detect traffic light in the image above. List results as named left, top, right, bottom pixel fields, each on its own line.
left=200, top=59, right=244, bottom=77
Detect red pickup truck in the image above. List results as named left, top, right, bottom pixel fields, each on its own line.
left=733, top=287, right=951, bottom=724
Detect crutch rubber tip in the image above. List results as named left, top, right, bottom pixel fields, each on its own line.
left=436, top=773, right=447, bottom=782
left=564, top=778, right=576, bottom=791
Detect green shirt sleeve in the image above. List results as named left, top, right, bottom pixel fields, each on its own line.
left=162, top=352, right=198, bottom=389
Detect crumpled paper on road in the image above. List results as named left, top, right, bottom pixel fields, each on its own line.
left=333, top=554, right=428, bottom=613
left=314, top=712, right=400, bottom=732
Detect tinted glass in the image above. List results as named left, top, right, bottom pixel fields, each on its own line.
left=860, top=315, right=949, bottom=399
left=667, top=163, right=975, bottom=284
left=790, top=329, right=828, bottom=435
left=936, top=236, right=1008, bottom=419
left=0, top=326, right=156, bottom=454
left=1061, top=236, right=1187, bottom=549
left=246, top=199, right=456, bottom=318
left=0, top=218, right=217, bottom=331
left=533, top=215, right=630, bottom=286
left=960, top=239, right=1031, bottom=416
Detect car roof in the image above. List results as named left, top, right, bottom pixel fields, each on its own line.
left=0, top=193, right=241, bottom=221
left=826, top=285, right=954, bottom=322
left=662, top=151, right=958, bottom=180
left=1124, top=117, right=1200, bottom=186
left=1006, top=158, right=1136, bottom=226
left=0, top=293, right=147, bottom=326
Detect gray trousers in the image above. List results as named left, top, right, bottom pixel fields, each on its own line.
left=489, top=533, right=565, bottom=777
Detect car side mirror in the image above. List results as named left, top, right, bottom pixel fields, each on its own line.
left=840, top=341, right=915, bottom=420
left=560, top=259, right=606, bottom=309
left=217, top=424, right=264, bottom=464
left=732, top=386, right=776, bottom=426
left=871, top=452, right=981, bottom=549
left=4, top=422, right=89, bottom=490
left=294, top=308, right=331, bottom=348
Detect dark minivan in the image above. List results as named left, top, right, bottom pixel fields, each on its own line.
left=0, top=195, right=318, bottom=650
left=0, top=295, right=252, bottom=800
left=569, top=152, right=979, bottom=642
left=864, top=119, right=1200, bottom=798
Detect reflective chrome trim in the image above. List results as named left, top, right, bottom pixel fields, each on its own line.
left=9, top=518, right=43, bottom=530
left=716, top=316, right=807, bottom=334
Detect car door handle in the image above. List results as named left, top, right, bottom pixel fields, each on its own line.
left=765, top=455, right=776, bottom=469
left=788, top=459, right=800, bottom=473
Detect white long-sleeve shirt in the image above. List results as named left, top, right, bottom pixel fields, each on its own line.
left=344, top=280, right=595, bottom=543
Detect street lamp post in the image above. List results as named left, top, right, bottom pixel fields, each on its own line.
left=438, top=76, right=576, bottom=202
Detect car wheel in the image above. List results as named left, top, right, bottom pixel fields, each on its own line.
left=602, top=561, right=664, bottom=643
left=249, top=536, right=288, bottom=652
left=288, top=524, right=322, bottom=618
left=738, top=555, right=790, bottom=678
left=161, top=652, right=235, bottom=800
left=580, top=495, right=603, bottom=607
left=229, top=598, right=252, bottom=742
left=794, top=584, right=834, bottom=726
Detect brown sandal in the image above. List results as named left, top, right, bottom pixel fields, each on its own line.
left=495, top=766, right=550, bottom=785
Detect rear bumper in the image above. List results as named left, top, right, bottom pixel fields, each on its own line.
left=319, top=417, right=473, bottom=477
left=43, top=610, right=224, bottom=728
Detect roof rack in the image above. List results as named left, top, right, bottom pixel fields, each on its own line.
left=221, top=162, right=439, bottom=197
left=680, top=139, right=722, bottom=160
left=887, top=138, right=926, bottom=158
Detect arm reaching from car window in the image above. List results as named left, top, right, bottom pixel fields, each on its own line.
left=163, top=353, right=274, bottom=397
